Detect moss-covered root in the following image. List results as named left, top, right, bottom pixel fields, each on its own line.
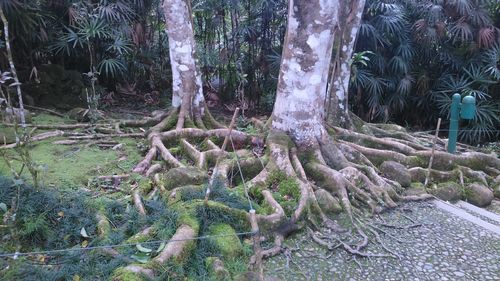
left=336, top=133, right=499, bottom=176
left=111, top=224, right=197, bottom=281
left=205, top=257, right=231, bottom=280
left=131, top=111, right=180, bottom=174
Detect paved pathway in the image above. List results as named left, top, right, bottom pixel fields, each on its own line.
left=264, top=201, right=500, bottom=281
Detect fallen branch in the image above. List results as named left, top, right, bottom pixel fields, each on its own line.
left=24, top=105, right=64, bottom=117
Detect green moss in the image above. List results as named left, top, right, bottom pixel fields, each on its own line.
left=110, top=267, right=148, bottom=281
left=162, top=167, right=208, bottom=190
left=208, top=223, right=243, bottom=259
left=31, top=113, right=72, bottom=125
left=0, top=125, right=17, bottom=144
left=403, top=182, right=428, bottom=197
left=428, top=182, right=461, bottom=202
left=265, top=170, right=300, bottom=217
left=410, top=182, right=425, bottom=189
left=412, top=156, right=429, bottom=168
left=278, top=178, right=300, bottom=199
left=205, top=257, right=231, bottom=280
left=266, top=130, right=292, bottom=147
left=493, top=184, right=500, bottom=199
left=125, top=227, right=156, bottom=244
left=137, top=177, right=153, bottom=194
left=374, top=123, right=407, bottom=132
left=207, top=136, right=221, bottom=146
left=349, top=112, right=368, bottom=133
left=0, top=136, right=143, bottom=189
left=224, top=257, right=250, bottom=279
left=169, top=146, right=182, bottom=155
left=176, top=208, right=200, bottom=234
left=157, top=110, right=178, bottom=131
left=183, top=117, right=196, bottom=129
left=460, top=184, right=474, bottom=200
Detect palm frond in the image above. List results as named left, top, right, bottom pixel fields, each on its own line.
left=463, top=64, right=497, bottom=89
left=427, top=4, right=444, bottom=23
left=374, top=10, right=406, bottom=35
left=364, top=76, right=386, bottom=108
left=395, top=41, right=414, bottom=60
left=415, top=72, right=430, bottom=96
left=97, top=58, right=126, bottom=78
left=369, top=1, right=400, bottom=13
left=449, top=19, right=473, bottom=43
left=478, top=26, right=496, bottom=48
left=447, top=0, right=472, bottom=16
left=107, top=36, right=133, bottom=55
left=351, top=68, right=373, bottom=89
left=388, top=56, right=409, bottom=74
left=468, top=6, right=491, bottom=26
left=458, top=121, right=497, bottom=145
left=472, top=100, right=500, bottom=126
left=481, top=44, right=500, bottom=79
left=359, top=23, right=384, bottom=47
left=397, top=74, right=414, bottom=95
left=78, top=18, right=111, bottom=40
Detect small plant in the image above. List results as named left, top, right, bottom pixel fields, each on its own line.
left=83, top=69, right=103, bottom=125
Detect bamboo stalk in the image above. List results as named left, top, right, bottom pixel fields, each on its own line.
left=0, top=7, right=26, bottom=128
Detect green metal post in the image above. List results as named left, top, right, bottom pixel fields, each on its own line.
left=447, top=93, right=461, bottom=153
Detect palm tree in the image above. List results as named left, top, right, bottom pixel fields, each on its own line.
left=351, top=0, right=499, bottom=144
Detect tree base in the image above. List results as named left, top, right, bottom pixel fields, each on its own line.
left=30, top=109, right=498, bottom=279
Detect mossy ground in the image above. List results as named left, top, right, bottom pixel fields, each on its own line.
left=266, top=170, right=300, bottom=217
left=0, top=114, right=143, bottom=188
left=0, top=113, right=255, bottom=280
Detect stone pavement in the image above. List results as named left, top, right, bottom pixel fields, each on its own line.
left=263, top=201, right=500, bottom=281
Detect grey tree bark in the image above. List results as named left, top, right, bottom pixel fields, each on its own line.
left=163, top=0, right=205, bottom=129
left=271, top=0, right=339, bottom=146
left=326, top=0, right=366, bottom=129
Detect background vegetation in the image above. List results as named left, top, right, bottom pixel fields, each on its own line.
left=0, top=0, right=498, bottom=143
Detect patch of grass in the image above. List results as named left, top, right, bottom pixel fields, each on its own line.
left=179, top=178, right=251, bottom=211
left=0, top=176, right=178, bottom=281
left=0, top=177, right=97, bottom=250
left=31, top=113, right=73, bottom=125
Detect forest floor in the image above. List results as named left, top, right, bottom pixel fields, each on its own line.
left=1, top=108, right=499, bottom=280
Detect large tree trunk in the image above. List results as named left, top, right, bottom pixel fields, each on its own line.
left=271, top=0, right=338, bottom=146
left=163, top=0, right=205, bottom=128
left=326, top=0, right=366, bottom=129
left=111, top=1, right=499, bottom=279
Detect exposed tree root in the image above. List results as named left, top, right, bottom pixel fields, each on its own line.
left=9, top=106, right=494, bottom=279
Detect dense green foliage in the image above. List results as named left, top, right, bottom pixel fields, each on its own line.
left=0, top=175, right=181, bottom=280
left=353, top=0, right=500, bottom=143
left=0, top=0, right=498, bottom=144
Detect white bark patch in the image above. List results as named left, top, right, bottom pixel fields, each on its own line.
left=306, top=34, right=321, bottom=49
left=176, top=44, right=191, bottom=54
left=319, top=0, right=336, bottom=17
left=178, top=65, right=189, bottom=72
left=336, top=90, right=345, bottom=102
left=172, top=94, right=182, bottom=107
left=310, top=75, right=321, bottom=85
left=289, top=15, right=299, bottom=30
left=350, top=27, right=359, bottom=41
